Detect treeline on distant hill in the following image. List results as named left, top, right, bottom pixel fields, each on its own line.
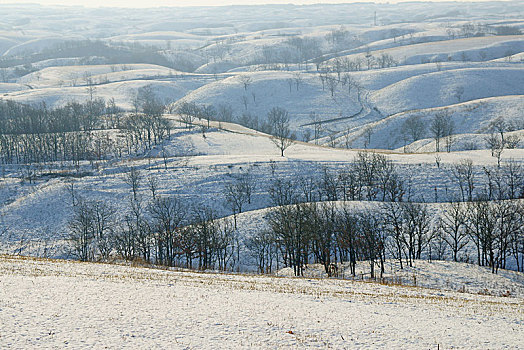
left=0, top=40, right=197, bottom=74
left=0, top=87, right=170, bottom=165
left=64, top=152, right=524, bottom=277
left=66, top=173, right=524, bottom=278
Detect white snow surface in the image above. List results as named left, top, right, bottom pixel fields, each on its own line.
left=1, top=118, right=523, bottom=258
left=278, top=259, right=524, bottom=298
left=0, top=255, right=522, bottom=349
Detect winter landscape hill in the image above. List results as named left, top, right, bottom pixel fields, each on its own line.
left=0, top=0, right=523, bottom=348
left=1, top=255, right=523, bottom=349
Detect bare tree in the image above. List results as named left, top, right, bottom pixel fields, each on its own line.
left=214, top=218, right=237, bottom=271
left=246, top=229, right=277, bottom=274
left=402, top=115, right=425, bottom=144
left=309, top=111, right=323, bottom=144
left=485, top=133, right=504, bottom=167
left=341, top=73, right=355, bottom=97
left=268, top=107, right=294, bottom=157
left=336, top=206, right=359, bottom=276
left=84, top=72, right=96, bottom=102
left=200, top=104, right=216, bottom=130
left=286, top=77, right=294, bottom=93
left=363, top=126, right=374, bottom=149
left=192, top=205, right=219, bottom=270
left=403, top=202, right=432, bottom=264
left=359, top=211, right=386, bottom=279
left=267, top=203, right=313, bottom=276
left=465, top=199, right=498, bottom=271
left=430, top=112, right=453, bottom=152
left=238, top=168, right=256, bottom=204
left=453, top=86, right=464, bottom=103
left=268, top=178, right=297, bottom=207
left=382, top=202, right=406, bottom=269
left=149, top=195, right=186, bottom=266
left=217, top=104, right=234, bottom=122
left=326, top=74, right=338, bottom=97
left=147, top=174, right=160, bottom=199
left=176, top=101, right=199, bottom=128
left=504, top=135, right=520, bottom=149
left=502, top=160, right=523, bottom=199
left=91, top=201, right=116, bottom=261
left=68, top=202, right=93, bottom=261
left=451, top=159, right=475, bottom=202
left=441, top=201, right=468, bottom=261
left=311, top=202, right=338, bottom=276
left=239, top=75, right=252, bottom=91
left=224, top=180, right=249, bottom=229
left=293, top=72, right=303, bottom=91
left=124, top=167, right=142, bottom=201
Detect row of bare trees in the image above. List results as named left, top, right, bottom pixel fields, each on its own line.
left=68, top=194, right=240, bottom=271
left=68, top=166, right=241, bottom=270
left=268, top=155, right=523, bottom=205
left=263, top=152, right=409, bottom=206
left=0, top=98, right=119, bottom=165
left=221, top=154, right=523, bottom=230
left=68, top=189, right=524, bottom=276
left=0, top=98, right=108, bottom=135
left=0, top=87, right=171, bottom=164
left=255, top=199, right=524, bottom=277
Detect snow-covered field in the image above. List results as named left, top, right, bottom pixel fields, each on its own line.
left=0, top=2, right=523, bottom=347
left=1, top=118, right=522, bottom=258
left=0, top=255, right=522, bottom=349
left=278, top=259, right=524, bottom=298
left=0, top=2, right=521, bottom=148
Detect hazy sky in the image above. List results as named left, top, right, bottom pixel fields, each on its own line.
left=0, top=0, right=492, bottom=8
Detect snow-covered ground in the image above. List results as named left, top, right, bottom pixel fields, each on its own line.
left=1, top=118, right=523, bottom=258
left=0, top=3, right=523, bottom=346
left=278, top=259, right=524, bottom=298
left=0, top=255, right=522, bottom=349
left=0, top=2, right=521, bottom=149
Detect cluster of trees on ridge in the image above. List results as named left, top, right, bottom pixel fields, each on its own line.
left=65, top=152, right=524, bottom=278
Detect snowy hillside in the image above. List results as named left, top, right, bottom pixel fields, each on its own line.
left=3, top=79, right=211, bottom=110
left=1, top=117, right=523, bottom=259
left=0, top=2, right=523, bottom=348
left=331, top=35, right=524, bottom=66
left=0, top=1, right=520, bottom=150
left=370, top=67, right=524, bottom=116
left=344, top=95, right=524, bottom=150
left=175, top=71, right=362, bottom=129
left=0, top=255, right=522, bottom=349
left=16, top=64, right=183, bottom=88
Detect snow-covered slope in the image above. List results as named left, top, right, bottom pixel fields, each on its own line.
left=3, top=79, right=209, bottom=109
left=344, top=95, right=524, bottom=150
left=2, top=36, right=85, bottom=57
left=0, top=255, right=522, bottom=349
left=279, top=259, right=524, bottom=298
left=331, top=35, right=524, bottom=65
left=370, top=67, right=524, bottom=116
left=176, top=70, right=362, bottom=129
left=17, top=64, right=182, bottom=88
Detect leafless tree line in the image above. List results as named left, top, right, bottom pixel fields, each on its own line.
left=68, top=169, right=240, bottom=271
left=68, top=195, right=240, bottom=271
left=66, top=154, right=524, bottom=276
left=0, top=87, right=170, bottom=165
left=255, top=198, right=524, bottom=277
